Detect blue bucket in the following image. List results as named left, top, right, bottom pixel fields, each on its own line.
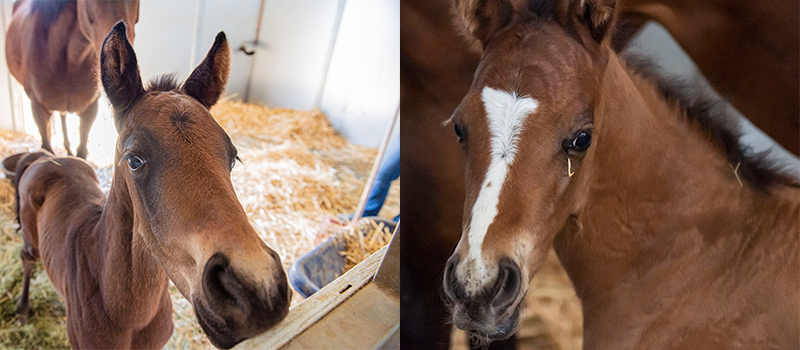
left=288, top=217, right=396, bottom=298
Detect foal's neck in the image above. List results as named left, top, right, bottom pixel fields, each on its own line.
left=94, top=169, right=169, bottom=323
left=557, top=54, right=799, bottom=315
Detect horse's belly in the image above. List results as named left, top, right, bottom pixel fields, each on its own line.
left=30, top=62, right=99, bottom=113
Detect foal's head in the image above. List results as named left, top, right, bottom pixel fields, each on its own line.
left=443, top=0, right=617, bottom=339
left=100, top=22, right=289, bottom=348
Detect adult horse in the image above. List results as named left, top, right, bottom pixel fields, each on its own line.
left=442, top=0, right=799, bottom=348
left=14, top=22, right=290, bottom=349
left=5, top=0, right=139, bottom=159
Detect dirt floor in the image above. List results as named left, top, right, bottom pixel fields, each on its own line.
left=0, top=101, right=399, bottom=349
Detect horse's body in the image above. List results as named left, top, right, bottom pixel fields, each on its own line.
left=14, top=23, right=290, bottom=349
left=442, top=0, right=799, bottom=348
left=5, top=0, right=139, bottom=158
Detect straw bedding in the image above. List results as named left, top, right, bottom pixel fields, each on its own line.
left=0, top=101, right=399, bottom=348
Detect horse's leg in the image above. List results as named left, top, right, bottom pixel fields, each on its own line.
left=76, top=99, right=98, bottom=159
left=16, top=245, right=37, bottom=325
left=60, top=113, right=72, bottom=156
left=30, top=98, right=54, bottom=154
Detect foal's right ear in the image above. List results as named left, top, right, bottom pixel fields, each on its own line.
left=454, top=0, right=516, bottom=50
left=101, top=21, right=144, bottom=130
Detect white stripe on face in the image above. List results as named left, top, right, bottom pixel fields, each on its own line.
left=459, top=86, right=538, bottom=295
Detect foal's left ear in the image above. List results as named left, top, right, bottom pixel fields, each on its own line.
left=182, top=32, right=231, bottom=109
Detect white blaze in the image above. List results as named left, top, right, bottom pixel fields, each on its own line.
left=460, top=86, right=538, bottom=294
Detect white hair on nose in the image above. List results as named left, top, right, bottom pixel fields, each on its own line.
left=459, top=86, right=538, bottom=295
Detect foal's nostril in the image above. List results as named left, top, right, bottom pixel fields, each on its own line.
left=203, top=253, right=249, bottom=318
left=443, top=254, right=464, bottom=302
left=491, top=257, right=521, bottom=309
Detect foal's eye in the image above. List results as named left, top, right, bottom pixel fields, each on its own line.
left=565, top=130, right=592, bottom=152
left=230, top=156, right=241, bottom=171
left=453, top=123, right=465, bottom=143
left=127, top=155, right=145, bottom=171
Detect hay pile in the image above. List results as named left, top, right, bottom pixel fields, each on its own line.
left=0, top=100, right=399, bottom=349
left=339, top=218, right=394, bottom=272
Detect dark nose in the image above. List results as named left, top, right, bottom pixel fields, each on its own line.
left=443, top=254, right=521, bottom=309
left=443, top=254, right=465, bottom=302
left=201, top=253, right=291, bottom=348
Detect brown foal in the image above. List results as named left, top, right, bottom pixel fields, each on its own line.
left=15, top=22, right=290, bottom=349
left=443, top=0, right=799, bottom=348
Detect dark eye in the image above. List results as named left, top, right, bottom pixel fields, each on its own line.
left=566, top=130, right=592, bottom=151
left=127, top=155, right=145, bottom=171
left=230, top=156, right=241, bottom=171
left=454, top=123, right=465, bottom=143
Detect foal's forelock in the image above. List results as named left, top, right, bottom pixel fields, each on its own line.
left=460, top=86, right=538, bottom=295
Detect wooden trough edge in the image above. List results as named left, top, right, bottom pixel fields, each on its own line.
left=235, top=227, right=400, bottom=350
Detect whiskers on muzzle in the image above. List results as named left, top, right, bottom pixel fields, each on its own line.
left=443, top=254, right=525, bottom=343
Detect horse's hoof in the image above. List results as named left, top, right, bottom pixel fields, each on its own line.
left=17, top=314, right=28, bottom=326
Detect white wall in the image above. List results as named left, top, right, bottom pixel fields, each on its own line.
left=318, top=0, right=400, bottom=147
left=0, top=0, right=24, bottom=132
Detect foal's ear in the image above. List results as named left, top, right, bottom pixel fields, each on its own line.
left=571, top=0, right=617, bottom=43
left=454, top=0, right=516, bottom=49
left=182, top=32, right=230, bottom=109
left=101, top=21, right=144, bottom=130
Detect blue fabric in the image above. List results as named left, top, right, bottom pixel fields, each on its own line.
left=363, top=135, right=400, bottom=221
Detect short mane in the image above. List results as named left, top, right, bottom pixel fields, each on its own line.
left=146, top=74, right=180, bottom=92
left=624, top=55, right=800, bottom=190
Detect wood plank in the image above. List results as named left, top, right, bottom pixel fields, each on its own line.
left=374, top=226, right=399, bottom=293
left=234, top=244, right=388, bottom=350
left=283, top=283, right=399, bottom=349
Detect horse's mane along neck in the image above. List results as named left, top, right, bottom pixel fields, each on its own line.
left=620, top=55, right=799, bottom=189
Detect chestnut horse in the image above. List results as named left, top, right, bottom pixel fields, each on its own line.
left=441, top=0, right=800, bottom=348
left=14, top=22, right=290, bottom=349
left=5, top=0, right=139, bottom=159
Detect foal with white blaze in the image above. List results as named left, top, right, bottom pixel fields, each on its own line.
left=443, top=0, right=800, bottom=348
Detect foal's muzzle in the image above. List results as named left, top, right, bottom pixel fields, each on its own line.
left=195, top=251, right=291, bottom=349
left=443, top=254, right=523, bottom=338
